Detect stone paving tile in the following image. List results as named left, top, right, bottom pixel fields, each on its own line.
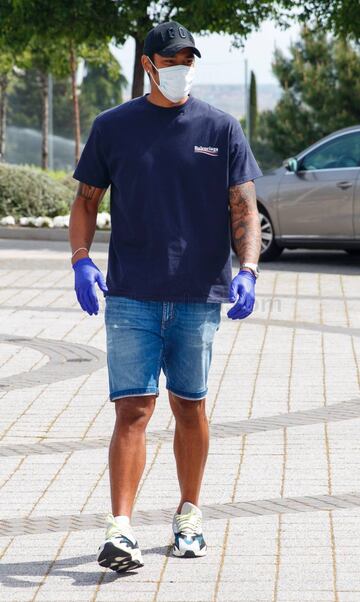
left=0, top=241, right=360, bottom=601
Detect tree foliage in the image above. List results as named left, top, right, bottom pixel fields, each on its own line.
left=249, top=70, right=257, bottom=146
left=259, top=26, right=360, bottom=159
left=0, top=0, right=119, bottom=50
left=278, top=0, right=360, bottom=42
left=7, top=49, right=127, bottom=140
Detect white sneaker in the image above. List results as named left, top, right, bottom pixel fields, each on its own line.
left=97, top=513, right=144, bottom=573
left=172, top=501, right=207, bottom=557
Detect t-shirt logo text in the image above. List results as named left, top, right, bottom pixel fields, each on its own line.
left=194, top=145, right=219, bottom=157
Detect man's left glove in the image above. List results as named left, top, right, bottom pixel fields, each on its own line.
left=227, top=269, right=256, bottom=320
left=73, top=256, right=108, bottom=316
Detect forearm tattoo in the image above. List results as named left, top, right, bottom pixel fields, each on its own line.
left=228, top=181, right=261, bottom=263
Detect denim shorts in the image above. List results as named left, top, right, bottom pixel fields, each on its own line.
left=104, top=295, right=222, bottom=401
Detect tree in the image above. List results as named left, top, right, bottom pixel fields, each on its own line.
left=278, top=0, right=360, bottom=43
left=78, top=46, right=128, bottom=135
left=249, top=70, right=257, bottom=147
left=0, top=48, right=14, bottom=161
left=20, top=40, right=71, bottom=169
left=113, top=0, right=284, bottom=99
left=7, top=49, right=127, bottom=149
left=113, top=0, right=360, bottom=100
left=0, top=0, right=119, bottom=164
left=259, top=26, right=360, bottom=159
left=7, top=67, right=41, bottom=130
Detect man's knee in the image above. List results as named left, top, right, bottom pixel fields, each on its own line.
left=168, top=391, right=207, bottom=424
left=114, top=394, right=156, bottom=428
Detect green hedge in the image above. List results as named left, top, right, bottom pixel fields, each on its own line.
left=0, top=163, right=111, bottom=218
left=0, top=163, right=74, bottom=219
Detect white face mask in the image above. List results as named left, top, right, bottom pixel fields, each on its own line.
left=146, top=56, right=195, bottom=103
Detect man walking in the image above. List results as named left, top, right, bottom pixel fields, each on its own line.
left=69, top=20, right=262, bottom=573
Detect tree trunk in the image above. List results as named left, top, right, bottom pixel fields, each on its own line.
left=131, top=35, right=145, bottom=99
left=40, top=71, right=49, bottom=170
left=0, top=75, right=8, bottom=162
left=70, top=41, right=81, bottom=165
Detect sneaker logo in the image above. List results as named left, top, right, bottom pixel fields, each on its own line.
left=194, top=145, right=219, bottom=157
left=114, top=535, right=138, bottom=549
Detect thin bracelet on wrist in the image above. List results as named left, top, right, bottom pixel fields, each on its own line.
left=71, top=247, right=89, bottom=259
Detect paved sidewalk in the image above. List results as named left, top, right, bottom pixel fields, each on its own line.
left=0, top=239, right=360, bottom=602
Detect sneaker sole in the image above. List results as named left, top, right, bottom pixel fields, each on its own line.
left=171, top=544, right=207, bottom=558
left=97, top=541, right=144, bottom=573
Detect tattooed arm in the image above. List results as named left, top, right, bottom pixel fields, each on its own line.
left=228, top=180, right=261, bottom=266
left=69, top=182, right=107, bottom=265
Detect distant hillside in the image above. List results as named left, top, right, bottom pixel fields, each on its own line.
left=123, top=83, right=281, bottom=119
left=192, top=84, right=281, bottom=118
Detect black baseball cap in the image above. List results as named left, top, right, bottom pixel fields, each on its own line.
left=143, top=20, right=201, bottom=59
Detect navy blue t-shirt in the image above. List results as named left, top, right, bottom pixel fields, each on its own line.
left=72, top=93, right=263, bottom=303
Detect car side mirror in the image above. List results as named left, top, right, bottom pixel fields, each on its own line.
left=283, top=157, right=298, bottom=172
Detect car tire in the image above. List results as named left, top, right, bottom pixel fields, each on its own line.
left=345, top=248, right=360, bottom=256
left=258, top=208, right=283, bottom=262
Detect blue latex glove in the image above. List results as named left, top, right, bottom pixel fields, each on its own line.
left=227, top=269, right=256, bottom=320
left=72, top=256, right=108, bottom=316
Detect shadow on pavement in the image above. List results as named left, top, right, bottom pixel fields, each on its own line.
left=253, top=249, right=359, bottom=275
left=0, top=545, right=169, bottom=588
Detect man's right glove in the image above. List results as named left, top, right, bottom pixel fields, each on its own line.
left=72, top=257, right=108, bottom=316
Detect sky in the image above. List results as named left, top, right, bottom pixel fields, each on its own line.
left=110, top=19, right=301, bottom=88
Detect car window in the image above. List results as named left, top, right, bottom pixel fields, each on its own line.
left=300, top=132, right=360, bottom=171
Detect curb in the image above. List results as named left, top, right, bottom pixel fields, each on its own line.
left=0, top=226, right=111, bottom=242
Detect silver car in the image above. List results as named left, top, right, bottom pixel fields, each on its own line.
left=253, top=125, right=360, bottom=261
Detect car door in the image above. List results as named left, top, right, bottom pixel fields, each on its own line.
left=277, top=131, right=360, bottom=240
left=354, top=170, right=360, bottom=239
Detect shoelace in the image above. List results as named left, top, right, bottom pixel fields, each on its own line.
left=176, top=510, right=201, bottom=535
left=106, top=514, right=135, bottom=542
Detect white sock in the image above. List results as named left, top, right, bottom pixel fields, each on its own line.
left=114, top=514, right=130, bottom=526
left=113, top=514, right=136, bottom=543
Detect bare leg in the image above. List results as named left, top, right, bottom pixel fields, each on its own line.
left=168, top=391, right=209, bottom=514
left=109, top=395, right=156, bottom=518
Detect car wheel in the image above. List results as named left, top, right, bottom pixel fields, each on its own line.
left=258, top=209, right=282, bottom=261
left=345, top=248, right=360, bottom=256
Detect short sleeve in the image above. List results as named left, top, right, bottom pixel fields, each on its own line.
left=72, top=119, right=111, bottom=189
left=228, top=119, right=263, bottom=186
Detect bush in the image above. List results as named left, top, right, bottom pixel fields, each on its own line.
left=0, top=162, right=73, bottom=219
left=59, top=172, right=80, bottom=193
